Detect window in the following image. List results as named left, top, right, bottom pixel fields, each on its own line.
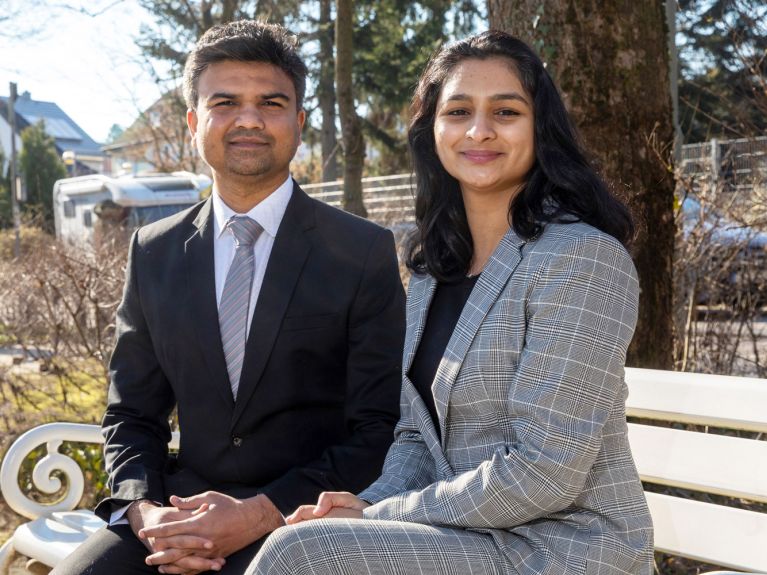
left=63, top=201, right=75, bottom=218
left=127, top=204, right=195, bottom=226
left=83, top=210, right=92, bottom=228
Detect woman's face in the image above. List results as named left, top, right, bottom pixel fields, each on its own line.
left=433, top=57, right=535, bottom=202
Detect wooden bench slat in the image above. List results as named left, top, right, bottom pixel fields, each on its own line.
left=628, top=423, right=767, bottom=503
left=647, top=491, right=767, bottom=572
left=625, top=367, right=767, bottom=433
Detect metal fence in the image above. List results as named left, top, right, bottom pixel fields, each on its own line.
left=302, top=173, right=416, bottom=226
left=681, top=136, right=767, bottom=195
left=303, top=137, right=767, bottom=225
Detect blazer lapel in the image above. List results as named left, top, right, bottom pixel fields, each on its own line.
left=432, top=228, right=528, bottom=443
left=401, top=273, right=453, bottom=476
left=402, top=273, right=437, bottom=375
left=402, top=374, right=454, bottom=478
left=231, top=184, right=314, bottom=426
left=184, top=198, right=235, bottom=409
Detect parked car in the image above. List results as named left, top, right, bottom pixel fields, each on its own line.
left=679, top=195, right=767, bottom=307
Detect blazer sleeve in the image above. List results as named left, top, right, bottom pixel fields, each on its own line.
left=259, top=228, right=405, bottom=514
left=363, top=233, right=639, bottom=529
left=358, top=384, right=437, bottom=504
left=95, top=231, right=175, bottom=520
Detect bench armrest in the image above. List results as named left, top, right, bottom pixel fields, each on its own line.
left=0, top=422, right=180, bottom=520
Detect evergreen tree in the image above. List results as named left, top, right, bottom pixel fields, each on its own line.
left=106, top=123, right=125, bottom=144
left=353, top=0, right=479, bottom=173
left=677, top=0, right=767, bottom=141
left=19, top=121, right=67, bottom=231
left=0, top=151, right=11, bottom=229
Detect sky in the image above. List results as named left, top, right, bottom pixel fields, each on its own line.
left=0, top=1, right=166, bottom=144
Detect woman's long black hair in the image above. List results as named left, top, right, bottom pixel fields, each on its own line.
left=406, top=30, right=635, bottom=282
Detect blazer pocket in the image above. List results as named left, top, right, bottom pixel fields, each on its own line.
left=281, top=312, right=340, bottom=332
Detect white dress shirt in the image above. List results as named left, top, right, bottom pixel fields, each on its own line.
left=109, top=175, right=293, bottom=525
left=212, top=176, right=293, bottom=334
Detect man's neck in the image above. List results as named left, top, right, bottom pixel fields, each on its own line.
left=214, top=172, right=290, bottom=213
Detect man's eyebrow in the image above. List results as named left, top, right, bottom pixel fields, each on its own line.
left=261, top=92, right=291, bottom=101
left=207, top=91, right=237, bottom=101
left=205, top=91, right=292, bottom=102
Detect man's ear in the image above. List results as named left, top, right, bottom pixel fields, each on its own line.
left=296, top=108, right=306, bottom=141
left=187, top=108, right=198, bottom=141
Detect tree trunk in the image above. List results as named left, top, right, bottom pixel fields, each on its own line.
left=335, top=0, right=367, bottom=217
left=318, top=0, right=339, bottom=182
left=488, top=0, right=676, bottom=369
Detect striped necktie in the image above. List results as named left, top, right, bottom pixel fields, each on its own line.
left=219, top=215, right=263, bottom=399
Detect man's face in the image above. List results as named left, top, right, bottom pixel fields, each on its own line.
left=187, top=60, right=305, bottom=190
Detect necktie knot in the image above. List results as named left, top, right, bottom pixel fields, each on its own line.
left=227, top=216, right=262, bottom=248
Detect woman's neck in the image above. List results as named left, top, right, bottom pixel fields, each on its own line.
left=463, top=191, right=513, bottom=276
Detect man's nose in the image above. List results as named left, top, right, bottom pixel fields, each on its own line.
left=235, top=105, right=265, bottom=130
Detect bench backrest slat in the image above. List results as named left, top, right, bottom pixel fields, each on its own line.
left=647, top=492, right=767, bottom=572
left=625, top=367, right=767, bottom=433
left=625, top=367, right=767, bottom=573
left=627, top=423, right=767, bottom=503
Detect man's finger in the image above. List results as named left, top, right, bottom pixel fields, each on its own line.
left=139, top=518, right=197, bottom=539
left=159, top=555, right=226, bottom=574
left=148, top=535, right=213, bottom=557
left=146, top=547, right=194, bottom=566
left=169, top=494, right=207, bottom=511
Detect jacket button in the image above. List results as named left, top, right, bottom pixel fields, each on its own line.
left=232, top=436, right=243, bottom=447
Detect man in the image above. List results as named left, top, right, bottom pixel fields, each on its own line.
left=54, top=20, right=405, bottom=575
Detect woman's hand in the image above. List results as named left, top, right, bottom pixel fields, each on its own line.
left=286, top=492, right=370, bottom=525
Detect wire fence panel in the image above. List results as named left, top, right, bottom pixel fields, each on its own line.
left=303, top=138, right=766, bottom=226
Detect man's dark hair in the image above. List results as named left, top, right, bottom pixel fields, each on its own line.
left=183, top=20, right=307, bottom=110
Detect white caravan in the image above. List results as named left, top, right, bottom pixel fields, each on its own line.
left=53, top=172, right=211, bottom=243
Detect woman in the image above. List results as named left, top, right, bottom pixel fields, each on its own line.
left=247, top=30, right=653, bottom=575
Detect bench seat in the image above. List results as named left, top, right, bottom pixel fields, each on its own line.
left=1, top=369, right=766, bottom=573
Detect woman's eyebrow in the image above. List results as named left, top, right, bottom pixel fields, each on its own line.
left=444, top=92, right=529, bottom=105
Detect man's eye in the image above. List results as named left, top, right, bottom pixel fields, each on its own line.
left=214, top=101, right=234, bottom=107
left=262, top=100, right=283, bottom=107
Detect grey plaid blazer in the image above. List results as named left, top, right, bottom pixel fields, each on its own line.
left=359, top=222, right=653, bottom=575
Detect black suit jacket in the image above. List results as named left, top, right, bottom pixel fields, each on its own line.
left=96, top=183, right=405, bottom=520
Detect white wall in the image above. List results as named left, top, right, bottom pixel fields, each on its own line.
left=0, top=114, right=23, bottom=174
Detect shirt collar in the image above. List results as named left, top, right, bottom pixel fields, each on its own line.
left=212, top=176, right=294, bottom=240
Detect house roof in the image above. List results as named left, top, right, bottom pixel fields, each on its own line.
left=0, top=91, right=103, bottom=158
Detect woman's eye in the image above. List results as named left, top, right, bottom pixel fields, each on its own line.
left=497, top=109, right=520, bottom=116
left=446, top=109, right=469, bottom=116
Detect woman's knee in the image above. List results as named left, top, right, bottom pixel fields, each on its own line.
left=248, top=523, right=316, bottom=575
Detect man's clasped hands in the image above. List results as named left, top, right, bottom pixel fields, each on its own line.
left=131, top=491, right=369, bottom=574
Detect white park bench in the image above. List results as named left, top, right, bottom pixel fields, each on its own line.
left=0, top=367, right=765, bottom=574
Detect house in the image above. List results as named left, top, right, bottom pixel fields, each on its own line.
left=0, top=91, right=105, bottom=175
left=102, top=90, right=204, bottom=176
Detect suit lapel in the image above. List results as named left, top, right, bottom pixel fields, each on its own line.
left=402, top=374, right=454, bottom=478
left=402, top=273, right=437, bottom=375
left=232, top=184, right=314, bottom=426
left=432, top=228, right=528, bottom=443
left=184, top=198, right=235, bottom=409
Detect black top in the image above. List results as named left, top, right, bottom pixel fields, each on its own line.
left=408, top=275, right=480, bottom=438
